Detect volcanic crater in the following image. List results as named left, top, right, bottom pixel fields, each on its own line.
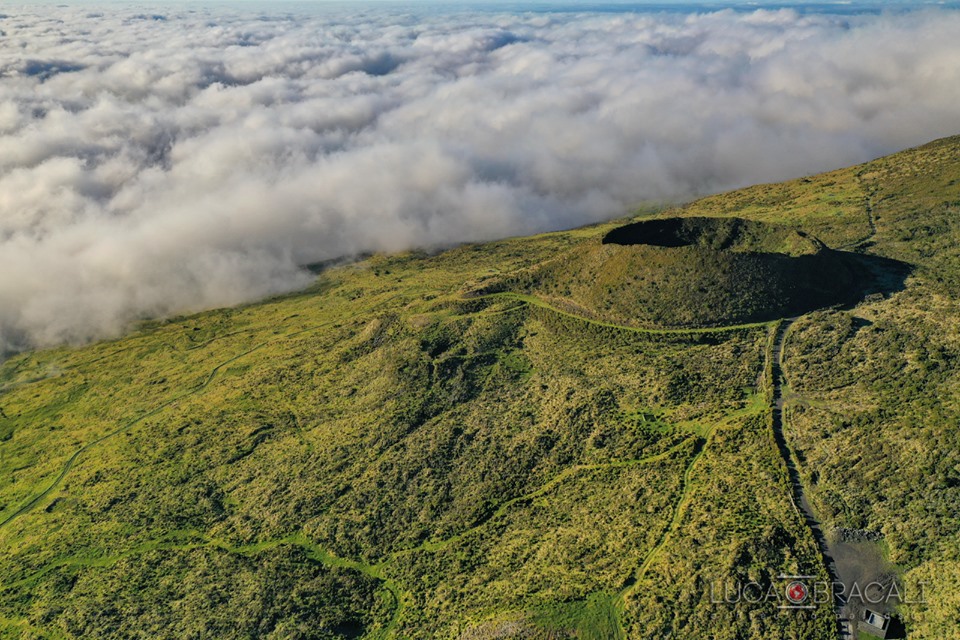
left=526, top=216, right=909, bottom=328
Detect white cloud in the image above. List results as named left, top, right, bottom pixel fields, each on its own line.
left=2, top=4, right=960, bottom=352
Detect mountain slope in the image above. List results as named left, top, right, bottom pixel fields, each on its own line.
left=1, top=136, right=960, bottom=639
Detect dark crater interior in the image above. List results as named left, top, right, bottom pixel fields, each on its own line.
left=602, top=217, right=750, bottom=249
left=604, top=217, right=701, bottom=248
left=601, top=216, right=814, bottom=253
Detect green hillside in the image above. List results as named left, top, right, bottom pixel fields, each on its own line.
left=1, top=136, right=959, bottom=639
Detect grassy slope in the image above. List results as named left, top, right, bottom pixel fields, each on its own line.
left=679, top=135, right=960, bottom=638
left=0, top=135, right=958, bottom=638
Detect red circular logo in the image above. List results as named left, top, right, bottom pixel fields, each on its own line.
left=786, top=581, right=809, bottom=604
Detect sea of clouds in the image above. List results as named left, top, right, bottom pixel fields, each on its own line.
left=2, top=3, right=960, bottom=352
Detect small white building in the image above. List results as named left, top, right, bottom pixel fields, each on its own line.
left=861, top=608, right=891, bottom=639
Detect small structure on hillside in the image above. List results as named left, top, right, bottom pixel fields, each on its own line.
left=861, top=608, right=891, bottom=638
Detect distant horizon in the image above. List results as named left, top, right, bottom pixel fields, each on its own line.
left=7, top=0, right=960, bottom=19
left=8, top=0, right=960, bottom=18
left=7, top=0, right=960, bottom=6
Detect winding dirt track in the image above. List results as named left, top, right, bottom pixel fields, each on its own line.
left=771, top=319, right=851, bottom=639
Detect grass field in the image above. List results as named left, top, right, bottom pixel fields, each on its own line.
left=2, top=135, right=960, bottom=638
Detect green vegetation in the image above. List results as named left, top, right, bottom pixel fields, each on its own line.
left=474, top=216, right=903, bottom=329
left=2, top=135, right=960, bottom=638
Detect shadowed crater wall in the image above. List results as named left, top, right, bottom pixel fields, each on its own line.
left=522, top=217, right=910, bottom=328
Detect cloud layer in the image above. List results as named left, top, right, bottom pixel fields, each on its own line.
left=2, top=4, right=960, bottom=351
